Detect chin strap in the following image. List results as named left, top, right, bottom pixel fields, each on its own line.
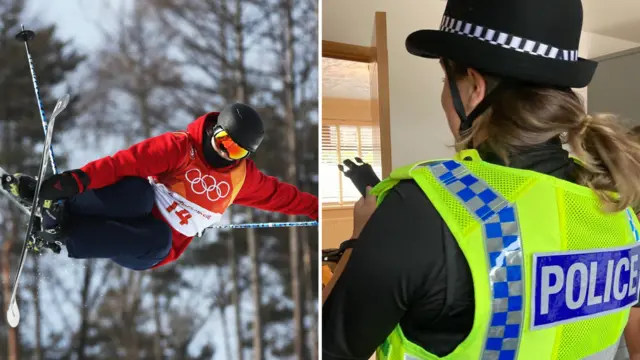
left=443, top=61, right=510, bottom=135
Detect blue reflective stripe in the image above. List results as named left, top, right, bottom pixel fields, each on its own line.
left=627, top=209, right=639, bottom=243
left=427, top=160, right=523, bottom=360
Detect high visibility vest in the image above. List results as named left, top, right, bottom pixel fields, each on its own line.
left=372, top=150, right=640, bottom=360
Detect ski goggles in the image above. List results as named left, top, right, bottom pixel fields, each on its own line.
left=213, top=129, right=250, bottom=160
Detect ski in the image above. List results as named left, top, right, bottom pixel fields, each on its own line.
left=5, top=94, right=70, bottom=328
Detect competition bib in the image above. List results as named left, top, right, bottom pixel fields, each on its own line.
left=146, top=141, right=246, bottom=238
left=531, top=243, right=640, bottom=329
left=150, top=179, right=224, bottom=237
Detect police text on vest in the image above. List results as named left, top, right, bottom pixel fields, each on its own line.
left=530, top=244, right=640, bottom=329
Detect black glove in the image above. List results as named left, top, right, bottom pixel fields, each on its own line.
left=338, top=157, right=381, bottom=197
left=1, top=173, right=38, bottom=204
left=39, top=169, right=90, bottom=202
left=322, top=239, right=357, bottom=263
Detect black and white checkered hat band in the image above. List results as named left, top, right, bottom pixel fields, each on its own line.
left=440, top=16, right=579, bottom=62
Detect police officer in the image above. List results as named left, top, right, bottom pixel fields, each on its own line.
left=322, top=0, right=640, bottom=359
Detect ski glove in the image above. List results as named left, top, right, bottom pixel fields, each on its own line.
left=1, top=173, right=37, bottom=204
left=338, top=157, right=381, bottom=197
left=39, top=169, right=90, bottom=201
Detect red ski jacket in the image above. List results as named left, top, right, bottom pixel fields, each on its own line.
left=78, top=113, right=318, bottom=267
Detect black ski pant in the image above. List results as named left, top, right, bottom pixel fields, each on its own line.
left=61, top=177, right=172, bottom=270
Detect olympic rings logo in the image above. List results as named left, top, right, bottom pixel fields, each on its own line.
left=184, top=169, right=231, bottom=202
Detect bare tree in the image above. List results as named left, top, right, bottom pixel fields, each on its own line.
left=246, top=228, right=263, bottom=359
left=79, top=1, right=184, bottom=141
left=1, top=215, right=19, bottom=360
left=302, top=235, right=318, bottom=360
left=280, top=0, right=305, bottom=357
left=214, top=265, right=233, bottom=359
left=75, top=260, right=94, bottom=360
left=75, top=3, right=186, bottom=358
left=32, top=255, right=43, bottom=360
left=228, top=226, right=245, bottom=360
left=232, top=0, right=265, bottom=356
left=0, top=2, right=84, bottom=357
left=85, top=0, right=320, bottom=358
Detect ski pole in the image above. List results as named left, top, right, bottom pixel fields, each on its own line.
left=16, top=26, right=59, bottom=175
left=212, top=221, right=318, bottom=229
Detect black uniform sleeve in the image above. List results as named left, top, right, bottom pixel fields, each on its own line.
left=322, top=180, right=450, bottom=360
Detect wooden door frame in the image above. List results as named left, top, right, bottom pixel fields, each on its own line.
left=321, top=12, right=393, bottom=178
left=369, top=12, right=392, bottom=179
left=322, top=41, right=374, bottom=62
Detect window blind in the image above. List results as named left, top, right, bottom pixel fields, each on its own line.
left=321, top=124, right=382, bottom=205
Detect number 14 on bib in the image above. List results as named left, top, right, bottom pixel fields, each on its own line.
left=166, top=201, right=193, bottom=225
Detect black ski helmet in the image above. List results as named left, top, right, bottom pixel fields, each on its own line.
left=215, top=103, right=265, bottom=153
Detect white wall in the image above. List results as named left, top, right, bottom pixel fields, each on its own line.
left=323, top=0, right=452, bottom=168
left=576, top=33, right=640, bottom=111
left=323, top=0, right=640, bottom=168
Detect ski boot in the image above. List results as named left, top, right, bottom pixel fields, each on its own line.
left=30, top=199, right=68, bottom=254
left=1, top=173, right=67, bottom=254
left=29, top=216, right=63, bottom=254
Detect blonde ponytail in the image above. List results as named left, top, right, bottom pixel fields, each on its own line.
left=568, top=113, right=640, bottom=211
left=447, top=60, right=640, bottom=213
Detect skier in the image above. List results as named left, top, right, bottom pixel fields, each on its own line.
left=1, top=103, right=318, bottom=271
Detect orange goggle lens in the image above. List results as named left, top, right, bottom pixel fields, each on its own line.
left=213, top=130, right=249, bottom=160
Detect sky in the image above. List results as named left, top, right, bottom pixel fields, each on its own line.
left=25, top=0, right=134, bottom=168
left=26, top=0, right=130, bottom=52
